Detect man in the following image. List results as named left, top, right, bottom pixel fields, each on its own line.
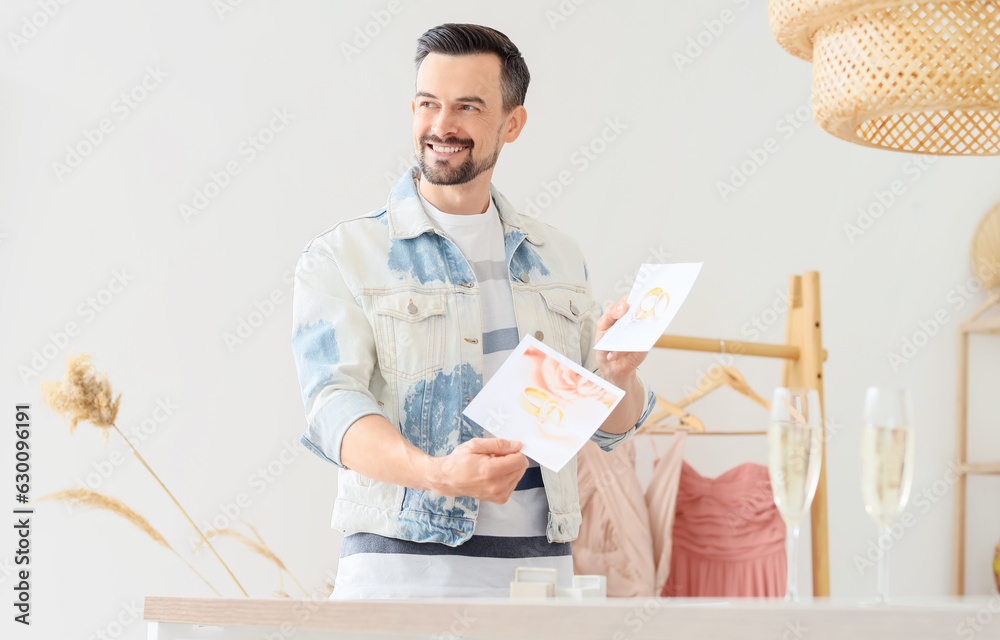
left=291, top=23, right=657, bottom=598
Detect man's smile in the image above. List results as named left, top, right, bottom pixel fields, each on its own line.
left=426, top=142, right=469, bottom=157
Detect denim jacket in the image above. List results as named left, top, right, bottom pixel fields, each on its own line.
left=291, top=166, right=657, bottom=547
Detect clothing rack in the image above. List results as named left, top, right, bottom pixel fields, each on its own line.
left=643, top=271, right=830, bottom=596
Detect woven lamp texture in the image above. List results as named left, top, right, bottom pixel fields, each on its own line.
left=971, top=201, right=1000, bottom=289
left=769, top=0, right=1000, bottom=155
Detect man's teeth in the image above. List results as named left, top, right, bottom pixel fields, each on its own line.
left=431, top=144, right=465, bottom=153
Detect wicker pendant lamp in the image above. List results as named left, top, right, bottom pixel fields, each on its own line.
left=769, top=1, right=1000, bottom=154
left=969, top=199, right=1000, bottom=319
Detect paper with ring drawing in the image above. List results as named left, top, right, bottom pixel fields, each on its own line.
left=463, top=335, right=625, bottom=472
left=595, top=262, right=703, bottom=353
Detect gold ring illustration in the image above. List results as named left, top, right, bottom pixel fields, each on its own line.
left=519, top=387, right=565, bottom=428
left=634, top=287, right=670, bottom=320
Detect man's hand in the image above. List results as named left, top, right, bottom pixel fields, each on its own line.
left=431, top=438, right=528, bottom=504
left=595, top=294, right=649, bottom=383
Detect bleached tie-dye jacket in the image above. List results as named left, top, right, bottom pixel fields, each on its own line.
left=291, top=166, right=657, bottom=547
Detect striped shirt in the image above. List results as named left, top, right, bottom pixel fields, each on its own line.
left=329, top=191, right=573, bottom=599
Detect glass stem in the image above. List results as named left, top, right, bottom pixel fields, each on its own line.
left=877, top=524, right=891, bottom=603
left=787, top=524, right=800, bottom=601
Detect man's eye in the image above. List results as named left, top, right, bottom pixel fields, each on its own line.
left=462, top=105, right=477, bottom=111
left=420, top=101, right=436, bottom=108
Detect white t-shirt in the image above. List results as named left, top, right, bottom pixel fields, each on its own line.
left=329, top=190, right=573, bottom=599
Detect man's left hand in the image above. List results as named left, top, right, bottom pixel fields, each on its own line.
left=594, top=294, right=649, bottom=383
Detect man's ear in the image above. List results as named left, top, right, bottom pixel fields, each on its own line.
left=503, top=105, right=528, bottom=143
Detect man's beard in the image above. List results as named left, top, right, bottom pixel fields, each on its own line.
left=418, top=136, right=501, bottom=186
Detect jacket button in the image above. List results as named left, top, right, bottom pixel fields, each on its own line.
left=534, top=330, right=544, bottom=341
left=520, top=272, right=530, bottom=283
left=407, top=300, right=418, bottom=314
left=570, top=301, right=580, bottom=315
left=465, top=337, right=479, bottom=344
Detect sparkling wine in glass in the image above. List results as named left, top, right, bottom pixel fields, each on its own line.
left=767, top=387, right=823, bottom=602
left=860, top=387, right=915, bottom=604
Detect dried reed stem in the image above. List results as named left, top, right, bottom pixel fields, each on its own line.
left=199, top=524, right=309, bottom=598
left=34, top=488, right=222, bottom=596
left=110, top=424, right=249, bottom=597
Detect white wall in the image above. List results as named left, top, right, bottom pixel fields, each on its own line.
left=2, top=0, right=1000, bottom=637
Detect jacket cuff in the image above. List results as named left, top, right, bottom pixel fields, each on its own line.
left=589, top=368, right=657, bottom=452
left=299, top=389, right=386, bottom=469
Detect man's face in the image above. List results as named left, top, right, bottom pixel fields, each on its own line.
left=412, top=52, right=521, bottom=186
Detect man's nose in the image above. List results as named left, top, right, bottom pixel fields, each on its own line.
left=431, top=107, right=459, bottom=139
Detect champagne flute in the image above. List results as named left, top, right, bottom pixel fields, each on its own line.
left=767, top=387, right=823, bottom=601
left=860, top=387, right=915, bottom=604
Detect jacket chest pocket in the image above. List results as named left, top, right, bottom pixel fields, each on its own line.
left=538, top=288, right=590, bottom=364
left=372, top=291, right=447, bottom=381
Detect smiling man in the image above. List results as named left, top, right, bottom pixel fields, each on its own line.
left=291, top=23, right=658, bottom=599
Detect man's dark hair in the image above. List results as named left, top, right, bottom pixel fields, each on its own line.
left=415, top=23, right=530, bottom=113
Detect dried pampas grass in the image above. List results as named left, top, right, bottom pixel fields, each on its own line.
left=198, top=523, right=310, bottom=598
left=34, top=488, right=221, bottom=596
left=41, top=352, right=121, bottom=442
left=41, top=352, right=249, bottom=597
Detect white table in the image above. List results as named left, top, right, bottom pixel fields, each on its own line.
left=144, top=595, right=1000, bottom=640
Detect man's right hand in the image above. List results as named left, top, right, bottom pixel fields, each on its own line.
left=431, top=438, right=529, bottom=504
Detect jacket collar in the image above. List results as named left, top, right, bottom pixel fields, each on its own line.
left=386, top=166, right=544, bottom=246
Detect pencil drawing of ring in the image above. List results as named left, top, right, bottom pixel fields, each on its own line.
left=634, top=287, right=669, bottom=320
left=519, top=387, right=565, bottom=428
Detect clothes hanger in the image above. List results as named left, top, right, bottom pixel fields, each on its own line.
left=637, top=395, right=705, bottom=434
left=641, top=340, right=770, bottom=436
left=675, top=366, right=771, bottom=411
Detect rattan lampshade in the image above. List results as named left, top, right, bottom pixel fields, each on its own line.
left=972, top=200, right=1000, bottom=289
left=770, top=0, right=1000, bottom=155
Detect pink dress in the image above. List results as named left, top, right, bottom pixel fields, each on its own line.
left=645, top=431, right=689, bottom=596
left=663, top=460, right=787, bottom=597
left=572, top=440, right=656, bottom=597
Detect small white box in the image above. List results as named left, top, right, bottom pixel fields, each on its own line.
left=555, top=587, right=584, bottom=599
left=510, top=581, right=555, bottom=598
left=572, top=575, right=607, bottom=598
left=515, top=567, right=558, bottom=584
